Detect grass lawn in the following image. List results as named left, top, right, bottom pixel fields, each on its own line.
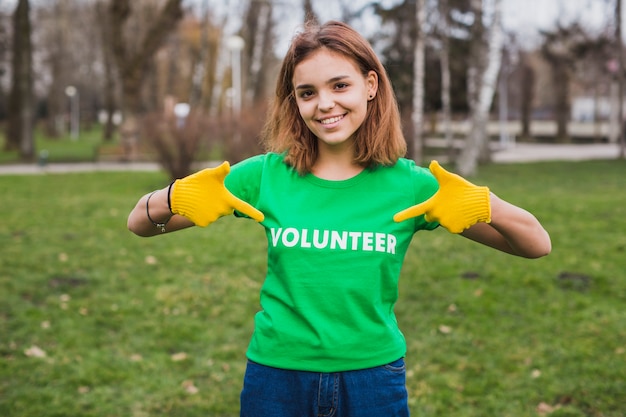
left=0, top=128, right=108, bottom=164
left=1, top=160, right=625, bottom=416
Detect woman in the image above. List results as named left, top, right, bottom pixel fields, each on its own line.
left=128, top=20, right=551, bottom=417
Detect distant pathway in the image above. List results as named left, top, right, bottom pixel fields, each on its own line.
left=492, top=143, right=622, bottom=163
left=0, top=143, right=622, bottom=175
left=0, top=161, right=161, bottom=175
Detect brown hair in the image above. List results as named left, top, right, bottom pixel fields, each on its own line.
left=262, top=20, right=407, bottom=174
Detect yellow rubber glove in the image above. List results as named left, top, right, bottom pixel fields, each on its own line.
left=170, top=161, right=264, bottom=227
left=393, top=160, right=491, bottom=234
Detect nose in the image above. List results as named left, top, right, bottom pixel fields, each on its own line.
left=318, top=91, right=335, bottom=111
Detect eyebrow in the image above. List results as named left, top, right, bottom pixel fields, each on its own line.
left=295, top=75, right=351, bottom=90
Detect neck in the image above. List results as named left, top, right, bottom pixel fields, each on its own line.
left=312, top=150, right=364, bottom=181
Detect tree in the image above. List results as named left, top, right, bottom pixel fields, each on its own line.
left=108, top=0, right=183, bottom=160
left=6, top=0, right=34, bottom=161
left=616, top=0, right=625, bottom=158
left=437, top=0, right=454, bottom=159
left=242, top=0, right=276, bottom=103
left=34, top=1, right=103, bottom=139
left=370, top=0, right=418, bottom=156
left=457, top=0, right=503, bottom=176
left=517, top=51, right=535, bottom=140
left=411, top=0, right=426, bottom=163
left=97, top=0, right=118, bottom=141
left=539, top=23, right=587, bottom=143
left=192, top=2, right=224, bottom=112
left=0, top=13, right=8, bottom=122
left=570, top=31, right=613, bottom=141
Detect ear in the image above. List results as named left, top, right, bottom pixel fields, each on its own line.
left=366, top=70, right=379, bottom=100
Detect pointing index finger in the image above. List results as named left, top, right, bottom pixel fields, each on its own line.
left=393, top=197, right=434, bottom=223
left=228, top=193, right=265, bottom=222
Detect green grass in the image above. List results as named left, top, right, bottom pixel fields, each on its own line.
left=1, top=160, right=625, bottom=416
left=0, top=127, right=109, bottom=164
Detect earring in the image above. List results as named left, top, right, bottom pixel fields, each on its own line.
left=368, top=95, right=374, bottom=100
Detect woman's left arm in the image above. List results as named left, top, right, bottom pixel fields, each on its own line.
left=461, top=193, right=551, bottom=258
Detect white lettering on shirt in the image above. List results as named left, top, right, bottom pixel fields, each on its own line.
left=270, top=228, right=396, bottom=254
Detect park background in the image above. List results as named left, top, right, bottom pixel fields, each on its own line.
left=1, top=0, right=626, bottom=416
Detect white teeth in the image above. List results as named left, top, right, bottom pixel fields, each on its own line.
left=320, top=115, right=343, bottom=125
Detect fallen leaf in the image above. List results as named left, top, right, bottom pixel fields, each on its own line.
left=438, top=325, right=452, bottom=334
left=59, top=253, right=68, bottom=262
left=182, top=380, right=199, bottom=394
left=78, top=386, right=90, bottom=394
left=531, top=369, right=542, bottom=378
left=145, top=255, right=157, bottom=265
left=24, top=345, right=47, bottom=358
left=171, top=352, right=188, bottom=362
left=536, top=401, right=561, bottom=415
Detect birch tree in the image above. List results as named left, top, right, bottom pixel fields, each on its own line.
left=411, top=0, right=426, bottom=163
left=457, top=0, right=503, bottom=176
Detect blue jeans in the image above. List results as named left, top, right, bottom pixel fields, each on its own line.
left=240, top=358, right=409, bottom=417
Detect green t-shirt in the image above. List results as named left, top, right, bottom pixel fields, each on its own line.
left=225, top=153, right=439, bottom=372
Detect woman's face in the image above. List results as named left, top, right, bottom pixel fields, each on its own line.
left=292, top=48, right=378, bottom=151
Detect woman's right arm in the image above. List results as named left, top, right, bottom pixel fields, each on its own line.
left=129, top=162, right=264, bottom=237
left=127, top=186, right=194, bottom=237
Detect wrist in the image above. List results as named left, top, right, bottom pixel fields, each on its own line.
left=464, top=186, right=491, bottom=224
left=146, top=188, right=174, bottom=232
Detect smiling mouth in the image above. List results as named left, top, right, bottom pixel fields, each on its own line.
left=319, top=115, right=345, bottom=125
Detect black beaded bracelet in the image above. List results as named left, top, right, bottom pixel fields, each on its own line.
left=146, top=190, right=169, bottom=233
left=167, top=181, right=174, bottom=213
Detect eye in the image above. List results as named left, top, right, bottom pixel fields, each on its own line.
left=335, top=82, right=349, bottom=90
left=298, top=90, right=314, bottom=99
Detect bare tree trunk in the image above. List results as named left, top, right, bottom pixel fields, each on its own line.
left=6, top=0, right=34, bottom=161
left=242, top=0, right=274, bottom=104
left=617, top=0, right=625, bottom=158
left=97, top=1, right=116, bottom=141
left=109, top=0, right=183, bottom=160
left=0, top=14, right=9, bottom=124
left=252, top=2, right=274, bottom=103
left=438, top=0, right=454, bottom=161
left=190, top=0, right=209, bottom=107
left=457, top=0, right=503, bottom=176
left=519, top=53, right=535, bottom=140
left=411, top=0, right=426, bottom=163
left=459, top=0, right=483, bottom=175
left=201, top=18, right=224, bottom=112
left=553, top=62, right=570, bottom=142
